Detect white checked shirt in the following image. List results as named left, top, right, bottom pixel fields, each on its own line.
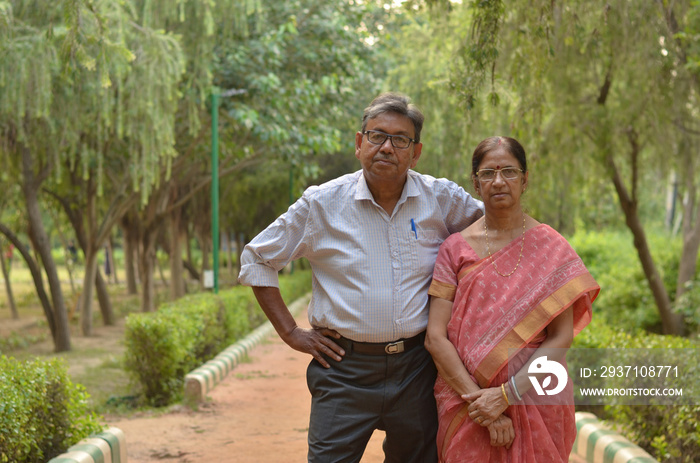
left=238, top=170, right=483, bottom=342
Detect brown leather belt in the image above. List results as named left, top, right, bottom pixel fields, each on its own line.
left=336, top=331, right=426, bottom=355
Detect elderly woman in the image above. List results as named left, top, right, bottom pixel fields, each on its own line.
left=425, top=136, right=599, bottom=462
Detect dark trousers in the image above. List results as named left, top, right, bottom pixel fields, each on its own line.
left=306, top=343, right=438, bottom=463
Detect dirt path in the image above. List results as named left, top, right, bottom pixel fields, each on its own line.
left=106, top=308, right=385, bottom=462
left=4, top=303, right=586, bottom=462
left=105, top=306, right=586, bottom=463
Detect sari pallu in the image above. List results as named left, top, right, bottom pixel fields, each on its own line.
left=428, top=224, right=600, bottom=463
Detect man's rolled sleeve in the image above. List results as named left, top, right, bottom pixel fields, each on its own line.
left=238, top=256, right=281, bottom=287
left=237, top=192, right=314, bottom=288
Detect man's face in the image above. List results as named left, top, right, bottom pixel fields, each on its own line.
left=355, top=112, right=422, bottom=187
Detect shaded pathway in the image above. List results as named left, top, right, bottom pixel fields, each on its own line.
left=107, top=308, right=384, bottom=462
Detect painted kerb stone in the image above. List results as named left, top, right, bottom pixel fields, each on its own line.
left=184, top=293, right=311, bottom=405
left=572, top=412, right=658, bottom=463
left=47, top=427, right=126, bottom=463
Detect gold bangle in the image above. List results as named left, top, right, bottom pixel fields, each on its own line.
left=501, top=383, right=510, bottom=406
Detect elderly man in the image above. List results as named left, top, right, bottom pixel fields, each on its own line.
left=238, top=92, right=483, bottom=462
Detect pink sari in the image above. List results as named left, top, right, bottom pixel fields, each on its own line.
left=428, top=224, right=599, bottom=463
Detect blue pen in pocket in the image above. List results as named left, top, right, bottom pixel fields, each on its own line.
left=410, top=219, right=418, bottom=239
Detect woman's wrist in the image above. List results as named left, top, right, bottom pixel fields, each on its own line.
left=501, top=383, right=511, bottom=407
left=509, top=376, right=522, bottom=402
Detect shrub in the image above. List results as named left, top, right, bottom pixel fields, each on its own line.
left=123, top=313, right=195, bottom=407
left=568, top=229, right=686, bottom=333
left=217, top=290, right=255, bottom=340
left=124, top=270, right=311, bottom=406
left=0, top=356, right=103, bottom=462
left=675, top=279, right=700, bottom=335
left=573, top=319, right=700, bottom=462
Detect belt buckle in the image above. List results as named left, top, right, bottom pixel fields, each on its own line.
left=384, top=340, right=405, bottom=354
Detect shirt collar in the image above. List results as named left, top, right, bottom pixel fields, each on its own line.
left=355, top=170, right=421, bottom=204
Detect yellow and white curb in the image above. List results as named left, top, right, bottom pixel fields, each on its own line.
left=184, top=293, right=311, bottom=405
left=47, top=427, right=126, bottom=463
left=572, top=412, right=658, bottom=463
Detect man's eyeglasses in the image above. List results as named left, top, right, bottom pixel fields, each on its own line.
left=475, top=167, right=524, bottom=181
left=363, top=130, right=416, bottom=149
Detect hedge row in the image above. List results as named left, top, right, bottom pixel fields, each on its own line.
left=0, top=356, right=103, bottom=463
left=124, top=270, right=312, bottom=407
left=573, top=319, right=700, bottom=462
left=569, top=229, right=700, bottom=334
left=568, top=229, right=700, bottom=461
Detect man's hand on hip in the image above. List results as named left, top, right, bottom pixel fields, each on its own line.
left=286, top=326, right=344, bottom=368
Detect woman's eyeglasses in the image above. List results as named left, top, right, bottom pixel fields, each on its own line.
left=476, top=167, right=524, bottom=181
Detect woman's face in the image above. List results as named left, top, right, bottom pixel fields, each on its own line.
left=472, top=147, right=528, bottom=211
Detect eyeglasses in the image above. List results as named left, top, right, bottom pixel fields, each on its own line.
left=363, top=130, right=416, bottom=149
left=475, top=167, right=524, bottom=181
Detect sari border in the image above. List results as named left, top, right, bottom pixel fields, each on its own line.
left=457, top=258, right=488, bottom=281
left=474, top=273, right=599, bottom=387
left=429, top=280, right=457, bottom=302
left=439, top=403, right=470, bottom=462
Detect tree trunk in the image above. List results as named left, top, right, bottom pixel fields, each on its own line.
left=677, top=202, right=700, bottom=299
left=79, top=178, right=100, bottom=336
left=0, top=223, right=56, bottom=336
left=48, top=183, right=116, bottom=327
left=157, top=251, right=167, bottom=286
left=106, top=237, right=118, bottom=284
left=47, top=209, right=77, bottom=294
left=139, top=230, right=157, bottom=312
left=121, top=219, right=139, bottom=295
left=607, top=153, right=684, bottom=335
left=676, top=158, right=700, bottom=300
left=80, top=245, right=99, bottom=336
left=0, top=242, right=18, bottom=319
left=186, top=225, right=193, bottom=268
left=21, top=147, right=71, bottom=352
left=95, top=270, right=114, bottom=325
left=200, top=235, right=209, bottom=290
left=183, top=259, right=200, bottom=281
left=223, top=229, right=232, bottom=276
left=169, top=207, right=186, bottom=299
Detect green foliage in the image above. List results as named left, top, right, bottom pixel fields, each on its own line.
left=453, top=0, right=504, bottom=110
left=217, top=289, right=258, bottom=339
left=215, top=0, right=386, bottom=163
left=569, top=228, right=689, bottom=333
left=680, top=1, right=700, bottom=77
left=382, top=4, right=479, bottom=184
left=573, top=319, right=699, bottom=462
left=570, top=226, right=700, bottom=460
left=0, top=331, right=47, bottom=354
left=675, top=280, right=700, bottom=335
left=223, top=163, right=292, bottom=240
left=124, top=270, right=311, bottom=406
left=124, top=308, right=200, bottom=406
left=0, top=355, right=103, bottom=463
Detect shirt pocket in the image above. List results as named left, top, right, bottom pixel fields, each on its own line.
left=416, top=229, right=443, bottom=274
left=402, top=229, right=443, bottom=277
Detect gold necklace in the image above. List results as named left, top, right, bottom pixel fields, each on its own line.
left=484, top=214, right=526, bottom=277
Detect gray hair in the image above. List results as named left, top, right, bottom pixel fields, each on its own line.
left=361, top=92, right=424, bottom=143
